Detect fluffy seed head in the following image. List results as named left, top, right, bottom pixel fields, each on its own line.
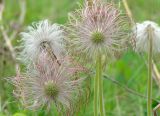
left=66, top=0, right=131, bottom=62
left=10, top=52, right=84, bottom=114
left=20, top=20, right=64, bottom=63
left=133, top=21, right=160, bottom=53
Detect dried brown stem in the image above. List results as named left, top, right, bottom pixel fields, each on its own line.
left=152, top=62, right=160, bottom=88
left=42, top=42, right=61, bottom=66
left=122, top=0, right=134, bottom=25
left=10, top=0, right=26, bottom=41
left=153, top=104, right=160, bottom=116
left=0, top=0, right=4, bottom=21
left=0, top=0, right=26, bottom=74
left=0, top=25, right=19, bottom=72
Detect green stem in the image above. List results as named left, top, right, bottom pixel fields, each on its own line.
left=147, top=25, right=153, bottom=116
left=94, top=57, right=99, bottom=116
left=98, top=55, right=105, bottom=116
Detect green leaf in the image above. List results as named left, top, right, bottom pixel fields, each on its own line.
left=13, top=113, right=26, bottom=116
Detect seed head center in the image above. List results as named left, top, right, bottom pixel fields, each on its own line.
left=91, top=31, right=105, bottom=43
left=44, top=81, right=59, bottom=99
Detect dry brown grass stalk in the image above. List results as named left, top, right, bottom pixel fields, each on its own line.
left=0, top=0, right=26, bottom=74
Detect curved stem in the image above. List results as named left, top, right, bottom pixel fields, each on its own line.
left=103, top=75, right=159, bottom=103
left=147, top=25, right=153, bottom=116
left=122, top=0, right=134, bottom=25
left=42, top=42, right=61, bottom=65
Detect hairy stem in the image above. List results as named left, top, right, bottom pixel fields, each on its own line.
left=97, top=55, right=105, bottom=116
left=89, top=0, right=99, bottom=115
left=147, top=25, right=153, bottom=116
left=94, top=56, right=99, bottom=116
left=42, top=42, right=61, bottom=65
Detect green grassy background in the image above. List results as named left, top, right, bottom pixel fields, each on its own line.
left=0, top=0, right=160, bottom=116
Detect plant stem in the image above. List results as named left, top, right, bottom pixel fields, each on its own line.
left=147, top=25, right=153, bottom=116
left=97, top=55, right=105, bottom=116
left=87, top=0, right=93, bottom=6
left=94, top=56, right=99, bottom=116
left=86, top=0, right=100, bottom=115
left=42, top=42, right=61, bottom=65
left=122, top=0, right=160, bottom=90
left=103, top=75, right=159, bottom=103
left=122, top=0, right=134, bottom=25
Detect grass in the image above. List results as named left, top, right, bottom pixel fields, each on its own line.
left=0, top=0, right=160, bottom=115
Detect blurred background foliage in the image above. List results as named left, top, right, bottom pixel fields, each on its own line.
left=0, top=0, right=160, bottom=116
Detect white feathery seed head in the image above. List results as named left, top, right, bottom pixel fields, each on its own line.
left=66, top=0, right=131, bottom=63
left=133, top=21, right=160, bottom=53
left=20, top=20, right=65, bottom=63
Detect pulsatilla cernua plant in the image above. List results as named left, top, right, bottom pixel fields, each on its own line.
left=7, top=0, right=160, bottom=116
left=9, top=20, right=89, bottom=115
left=65, top=0, right=131, bottom=115
left=11, top=52, right=84, bottom=114
left=133, top=20, right=160, bottom=116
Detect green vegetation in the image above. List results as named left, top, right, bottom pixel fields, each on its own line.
left=0, top=0, right=160, bottom=115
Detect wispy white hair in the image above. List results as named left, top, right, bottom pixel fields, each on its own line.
left=133, top=21, right=160, bottom=53
left=20, top=20, right=65, bottom=63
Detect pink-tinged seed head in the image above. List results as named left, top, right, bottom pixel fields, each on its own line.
left=10, top=51, right=84, bottom=114
left=66, top=0, right=131, bottom=63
